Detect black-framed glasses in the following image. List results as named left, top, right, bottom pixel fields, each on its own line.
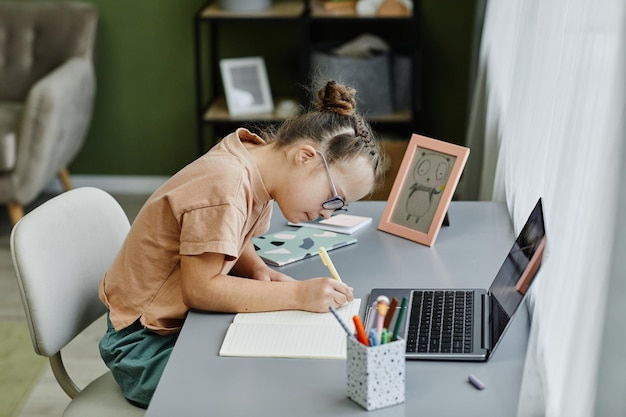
left=315, top=150, right=346, bottom=211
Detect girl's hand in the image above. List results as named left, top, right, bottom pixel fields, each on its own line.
left=296, top=278, right=355, bottom=312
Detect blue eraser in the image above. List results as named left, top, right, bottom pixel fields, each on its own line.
left=468, top=374, right=486, bottom=390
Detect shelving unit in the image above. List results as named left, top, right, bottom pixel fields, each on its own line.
left=193, top=0, right=420, bottom=165
left=306, top=3, right=420, bottom=127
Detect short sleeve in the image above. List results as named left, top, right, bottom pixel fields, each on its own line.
left=179, top=204, right=244, bottom=259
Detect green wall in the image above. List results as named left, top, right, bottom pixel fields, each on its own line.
left=75, top=0, right=205, bottom=175
left=417, top=0, right=477, bottom=145
left=6, top=0, right=477, bottom=176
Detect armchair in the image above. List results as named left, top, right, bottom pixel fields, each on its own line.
left=0, top=1, right=98, bottom=224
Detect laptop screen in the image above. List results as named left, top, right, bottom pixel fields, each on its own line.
left=488, top=199, right=546, bottom=349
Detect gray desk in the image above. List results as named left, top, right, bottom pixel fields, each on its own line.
left=146, top=201, right=528, bottom=417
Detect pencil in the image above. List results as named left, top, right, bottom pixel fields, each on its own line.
left=329, top=306, right=352, bottom=337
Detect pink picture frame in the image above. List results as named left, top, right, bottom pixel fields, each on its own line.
left=377, top=134, right=470, bottom=247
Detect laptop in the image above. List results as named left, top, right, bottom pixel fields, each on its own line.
left=366, top=198, right=547, bottom=361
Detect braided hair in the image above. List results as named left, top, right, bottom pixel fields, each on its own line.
left=264, top=80, right=386, bottom=191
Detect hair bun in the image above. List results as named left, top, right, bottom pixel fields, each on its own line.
left=317, top=80, right=357, bottom=116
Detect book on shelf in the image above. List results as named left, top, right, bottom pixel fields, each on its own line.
left=288, top=213, right=372, bottom=235
left=219, top=299, right=361, bottom=359
left=253, top=226, right=357, bottom=267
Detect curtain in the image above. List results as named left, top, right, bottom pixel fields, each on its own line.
left=460, top=0, right=626, bottom=415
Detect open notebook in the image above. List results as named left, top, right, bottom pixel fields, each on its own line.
left=219, top=299, right=361, bottom=359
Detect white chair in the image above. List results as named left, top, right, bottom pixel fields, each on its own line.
left=10, top=187, right=144, bottom=417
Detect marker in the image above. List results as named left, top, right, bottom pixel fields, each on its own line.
left=392, top=297, right=408, bottom=341
left=376, top=296, right=390, bottom=338
left=368, top=328, right=379, bottom=346
left=352, top=315, right=369, bottom=346
left=380, top=328, right=390, bottom=344
left=383, top=296, right=399, bottom=330
left=468, top=374, right=486, bottom=390
left=319, top=247, right=342, bottom=282
left=329, top=306, right=353, bottom=338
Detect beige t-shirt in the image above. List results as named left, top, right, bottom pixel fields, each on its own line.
left=99, top=128, right=273, bottom=335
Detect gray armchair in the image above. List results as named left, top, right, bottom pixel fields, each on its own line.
left=0, top=2, right=98, bottom=225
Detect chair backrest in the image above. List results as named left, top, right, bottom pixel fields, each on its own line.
left=0, top=1, right=98, bottom=101
left=10, top=187, right=130, bottom=357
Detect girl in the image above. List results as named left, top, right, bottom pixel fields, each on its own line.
left=98, top=80, right=385, bottom=408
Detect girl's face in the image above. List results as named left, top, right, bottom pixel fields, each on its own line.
left=275, top=150, right=374, bottom=224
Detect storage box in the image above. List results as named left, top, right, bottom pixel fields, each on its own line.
left=219, top=0, right=271, bottom=12
left=346, top=336, right=406, bottom=411
left=392, top=54, right=412, bottom=112
left=311, top=51, right=393, bottom=116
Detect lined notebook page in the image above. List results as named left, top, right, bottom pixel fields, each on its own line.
left=219, top=299, right=361, bottom=359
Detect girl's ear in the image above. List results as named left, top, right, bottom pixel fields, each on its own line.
left=294, top=144, right=317, bottom=166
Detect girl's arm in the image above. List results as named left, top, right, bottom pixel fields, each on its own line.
left=230, top=240, right=294, bottom=282
left=180, top=251, right=353, bottom=314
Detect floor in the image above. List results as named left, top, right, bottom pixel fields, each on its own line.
left=0, top=192, right=149, bottom=417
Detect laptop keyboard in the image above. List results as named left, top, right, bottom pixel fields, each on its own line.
left=406, top=290, right=474, bottom=354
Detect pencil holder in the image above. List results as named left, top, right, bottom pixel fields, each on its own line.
left=346, top=336, right=406, bottom=411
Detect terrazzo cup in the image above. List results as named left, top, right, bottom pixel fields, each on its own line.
left=346, top=336, right=406, bottom=411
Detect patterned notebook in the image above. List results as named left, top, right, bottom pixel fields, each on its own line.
left=253, top=227, right=357, bottom=266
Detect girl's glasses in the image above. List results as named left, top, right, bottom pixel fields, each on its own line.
left=315, top=150, right=346, bottom=211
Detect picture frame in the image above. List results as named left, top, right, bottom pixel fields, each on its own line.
left=219, top=56, right=274, bottom=116
left=377, top=134, right=470, bottom=247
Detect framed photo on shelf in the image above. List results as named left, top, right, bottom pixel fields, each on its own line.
left=219, top=56, right=274, bottom=116
left=377, top=134, right=470, bottom=247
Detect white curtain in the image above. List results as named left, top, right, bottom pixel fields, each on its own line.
left=461, top=0, right=626, bottom=416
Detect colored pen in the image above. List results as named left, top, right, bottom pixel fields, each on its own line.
left=329, top=306, right=353, bottom=338
left=376, top=296, right=389, bottom=338
left=368, top=328, right=379, bottom=346
left=319, top=246, right=342, bottom=282
left=392, top=297, right=408, bottom=341
left=352, top=315, right=369, bottom=346
left=383, top=296, right=399, bottom=330
left=380, top=328, right=390, bottom=344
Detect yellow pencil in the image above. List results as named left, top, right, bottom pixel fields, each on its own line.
left=318, top=247, right=342, bottom=282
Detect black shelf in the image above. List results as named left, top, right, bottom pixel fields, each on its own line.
left=193, top=0, right=420, bottom=155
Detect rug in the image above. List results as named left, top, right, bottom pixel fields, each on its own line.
left=0, top=321, right=46, bottom=417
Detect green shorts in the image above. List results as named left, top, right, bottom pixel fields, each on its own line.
left=99, top=313, right=178, bottom=408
